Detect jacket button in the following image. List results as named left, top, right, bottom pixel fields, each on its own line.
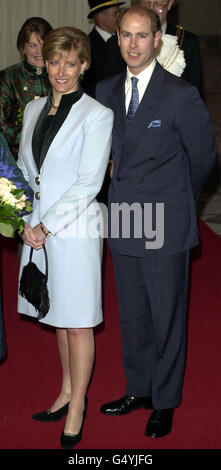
left=149, top=156, right=155, bottom=160
left=35, top=192, right=40, bottom=200
left=117, top=176, right=121, bottom=181
left=140, top=179, right=145, bottom=184
left=35, top=176, right=40, bottom=185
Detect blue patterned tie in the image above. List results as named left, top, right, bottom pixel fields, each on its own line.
left=127, top=76, right=139, bottom=125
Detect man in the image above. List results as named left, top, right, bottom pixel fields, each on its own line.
left=83, top=0, right=126, bottom=98
left=96, top=5, right=215, bottom=438
left=140, top=0, right=203, bottom=95
left=84, top=1, right=126, bottom=203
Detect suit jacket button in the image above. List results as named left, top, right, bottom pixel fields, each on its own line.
left=35, top=192, right=40, bottom=200
left=35, top=176, right=40, bottom=185
left=117, top=176, right=121, bottom=181
left=140, top=179, right=145, bottom=184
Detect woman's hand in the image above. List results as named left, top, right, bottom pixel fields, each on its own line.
left=19, top=222, right=46, bottom=250
left=32, top=223, right=47, bottom=248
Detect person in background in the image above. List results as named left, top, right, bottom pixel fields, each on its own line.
left=84, top=1, right=125, bottom=204
left=140, top=0, right=203, bottom=95
left=17, top=26, right=113, bottom=449
left=83, top=0, right=126, bottom=98
left=0, top=132, right=33, bottom=361
left=0, top=17, right=52, bottom=160
left=96, top=5, right=215, bottom=438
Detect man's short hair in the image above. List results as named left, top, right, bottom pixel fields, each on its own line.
left=118, top=5, right=161, bottom=36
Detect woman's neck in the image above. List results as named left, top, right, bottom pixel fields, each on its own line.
left=52, top=91, right=62, bottom=109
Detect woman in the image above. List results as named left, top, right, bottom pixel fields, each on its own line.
left=0, top=132, right=33, bottom=360
left=0, top=17, right=52, bottom=159
left=17, top=26, right=113, bottom=449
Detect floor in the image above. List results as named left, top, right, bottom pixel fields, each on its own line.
left=197, top=37, right=221, bottom=236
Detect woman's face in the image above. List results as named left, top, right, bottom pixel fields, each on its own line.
left=23, top=32, right=44, bottom=68
left=46, top=48, right=87, bottom=95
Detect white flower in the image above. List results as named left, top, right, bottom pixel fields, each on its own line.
left=0, top=177, right=10, bottom=186
left=16, top=200, right=26, bottom=210
left=0, top=177, right=26, bottom=210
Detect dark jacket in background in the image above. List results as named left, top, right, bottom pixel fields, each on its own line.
left=83, top=27, right=125, bottom=98
left=166, top=23, right=203, bottom=96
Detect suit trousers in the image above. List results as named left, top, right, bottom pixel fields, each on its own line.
left=111, top=249, right=190, bottom=409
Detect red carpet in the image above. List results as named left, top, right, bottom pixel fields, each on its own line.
left=0, top=219, right=221, bottom=450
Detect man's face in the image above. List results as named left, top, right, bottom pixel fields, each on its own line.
left=118, top=12, right=161, bottom=75
left=140, top=1, right=174, bottom=26
left=100, top=6, right=121, bottom=33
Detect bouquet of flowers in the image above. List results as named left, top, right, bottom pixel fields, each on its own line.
left=0, top=176, right=32, bottom=238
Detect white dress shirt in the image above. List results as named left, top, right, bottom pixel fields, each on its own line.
left=161, top=22, right=167, bottom=36
left=125, top=59, right=157, bottom=113
left=95, top=26, right=112, bottom=42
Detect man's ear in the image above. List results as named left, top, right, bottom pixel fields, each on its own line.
left=117, top=28, right=120, bottom=46
left=154, top=30, right=162, bottom=49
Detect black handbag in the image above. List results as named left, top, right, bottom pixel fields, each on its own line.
left=19, top=245, right=50, bottom=320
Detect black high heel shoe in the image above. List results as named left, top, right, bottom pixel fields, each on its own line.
left=32, top=402, right=69, bottom=422
left=60, top=397, right=88, bottom=449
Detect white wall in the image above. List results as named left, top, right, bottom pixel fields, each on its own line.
left=0, top=0, right=131, bottom=69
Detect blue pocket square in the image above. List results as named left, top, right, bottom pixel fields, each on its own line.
left=148, top=120, right=161, bottom=128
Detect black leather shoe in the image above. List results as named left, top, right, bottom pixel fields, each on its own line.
left=60, top=398, right=88, bottom=449
left=145, top=408, right=174, bottom=438
left=32, top=402, right=69, bottom=422
left=100, top=394, right=153, bottom=415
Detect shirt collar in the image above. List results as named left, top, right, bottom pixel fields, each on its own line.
left=95, top=26, right=112, bottom=42
left=48, top=86, right=84, bottom=114
left=126, top=58, right=156, bottom=87
left=23, top=60, right=47, bottom=77
left=161, top=22, right=167, bottom=35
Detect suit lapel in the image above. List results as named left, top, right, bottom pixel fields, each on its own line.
left=127, top=62, right=164, bottom=129
left=119, top=62, right=165, bottom=168
left=32, top=91, right=82, bottom=172
left=111, top=63, right=165, bottom=141
left=32, top=99, right=50, bottom=173
left=39, top=107, right=71, bottom=170
left=110, top=73, right=127, bottom=138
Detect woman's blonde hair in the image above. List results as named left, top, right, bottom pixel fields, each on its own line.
left=42, top=26, right=91, bottom=69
